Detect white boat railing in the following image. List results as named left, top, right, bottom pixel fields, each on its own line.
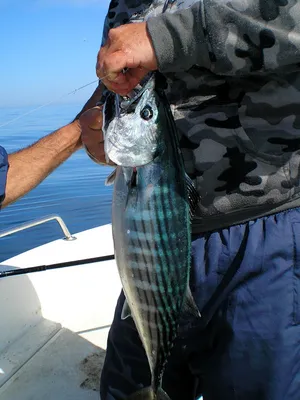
left=0, top=214, right=76, bottom=241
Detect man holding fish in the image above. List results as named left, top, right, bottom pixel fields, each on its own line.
left=83, top=0, right=300, bottom=399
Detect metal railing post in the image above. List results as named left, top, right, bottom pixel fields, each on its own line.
left=0, top=215, right=76, bottom=241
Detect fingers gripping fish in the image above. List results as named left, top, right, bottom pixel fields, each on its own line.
left=103, top=72, right=201, bottom=400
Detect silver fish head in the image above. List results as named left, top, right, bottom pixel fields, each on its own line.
left=103, top=75, right=164, bottom=168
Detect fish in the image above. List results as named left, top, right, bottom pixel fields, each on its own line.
left=103, top=72, right=200, bottom=400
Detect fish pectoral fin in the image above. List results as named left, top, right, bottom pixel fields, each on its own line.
left=185, top=173, right=200, bottom=218
left=183, top=286, right=201, bottom=319
left=126, top=387, right=171, bottom=400
left=121, top=299, right=132, bottom=320
left=105, top=168, right=117, bottom=186
left=123, top=167, right=136, bottom=186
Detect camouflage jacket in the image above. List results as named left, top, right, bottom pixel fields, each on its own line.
left=102, top=0, right=300, bottom=233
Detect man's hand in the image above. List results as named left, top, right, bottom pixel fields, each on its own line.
left=80, top=106, right=108, bottom=165
left=80, top=106, right=115, bottom=166
left=96, top=22, right=158, bottom=96
left=2, top=84, right=108, bottom=208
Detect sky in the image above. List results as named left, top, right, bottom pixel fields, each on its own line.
left=0, top=0, right=111, bottom=107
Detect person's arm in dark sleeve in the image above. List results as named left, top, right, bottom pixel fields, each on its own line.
left=146, top=0, right=300, bottom=75
left=0, top=146, right=8, bottom=207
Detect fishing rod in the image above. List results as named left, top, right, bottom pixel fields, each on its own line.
left=0, top=254, right=115, bottom=279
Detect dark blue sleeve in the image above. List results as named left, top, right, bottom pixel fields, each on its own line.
left=0, top=146, right=8, bottom=206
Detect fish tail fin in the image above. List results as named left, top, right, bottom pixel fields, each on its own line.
left=127, top=387, right=171, bottom=400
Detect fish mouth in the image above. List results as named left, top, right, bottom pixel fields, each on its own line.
left=105, top=73, right=156, bottom=167
left=116, top=73, right=154, bottom=115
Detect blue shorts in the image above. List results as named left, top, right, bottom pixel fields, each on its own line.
left=100, top=208, right=300, bottom=399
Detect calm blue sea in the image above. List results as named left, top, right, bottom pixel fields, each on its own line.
left=0, top=103, right=114, bottom=262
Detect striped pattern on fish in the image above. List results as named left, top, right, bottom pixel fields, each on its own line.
left=106, top=73, right=200, bottom=399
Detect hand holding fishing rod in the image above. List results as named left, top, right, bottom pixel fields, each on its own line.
left=96, top=22, right=158, bottom=96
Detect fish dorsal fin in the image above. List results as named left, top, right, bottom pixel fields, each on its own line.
left=185, top=173, right=200, bottom=219
left=121, top=299, right=132, bottom=320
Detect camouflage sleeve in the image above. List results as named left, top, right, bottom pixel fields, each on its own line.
left=100, top=1, right=132, bottom=98
left=147, top=0, right=300, bottom=75
left=99, top=4, right=118, bottom=99
left=101, top=1, right=133, bottom=46
left=101, top=12, right=110, bottom=47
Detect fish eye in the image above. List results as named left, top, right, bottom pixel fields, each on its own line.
left=140, top=105, right=153, bottom=121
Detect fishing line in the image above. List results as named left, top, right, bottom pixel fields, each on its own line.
left=0, top=79, right=98, bottom=129
left=0, top=72, right=113, bottom=130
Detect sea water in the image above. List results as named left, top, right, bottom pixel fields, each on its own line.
left=0, top=103, right=114, bottom=262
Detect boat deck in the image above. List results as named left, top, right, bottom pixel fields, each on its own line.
left=0, top=224, right=121, bottom=400
left=1, top=324, right=111, bottom=400
left=0, top=323, right=109, bottom=400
